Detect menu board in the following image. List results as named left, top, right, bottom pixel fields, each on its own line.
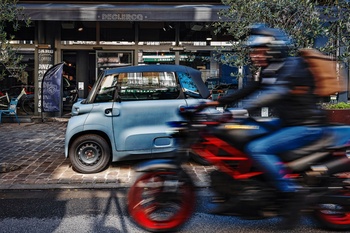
left=37, top=49, right=54, bottom=113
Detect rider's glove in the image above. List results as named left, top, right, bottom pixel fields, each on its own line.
left=195, top=102, right=208, bottom=112
left=196, top=101, right=221, bottom=112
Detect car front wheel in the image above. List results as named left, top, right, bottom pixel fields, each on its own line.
left=69, top=134, right=111, bottom=174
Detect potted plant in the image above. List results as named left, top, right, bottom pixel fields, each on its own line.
left=322, top=102, right=350, bottom=124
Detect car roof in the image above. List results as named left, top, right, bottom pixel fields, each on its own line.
left=104, top=64, right=196, bottom=74
left=104, top=64, right=210, bottom=99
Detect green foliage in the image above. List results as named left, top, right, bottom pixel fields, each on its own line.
left=322, top=102, right=350, bottom=109
left=0, top=0, right=30, bottom=81
left=214, top=0, right=350, bottom=71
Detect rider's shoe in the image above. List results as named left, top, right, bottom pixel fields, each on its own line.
left=279, top=189, right=307, bottom=230
left=208, top=197, right=236, bottom=215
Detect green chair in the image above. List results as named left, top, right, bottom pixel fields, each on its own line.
left=0, top=98, right=20, bottom=124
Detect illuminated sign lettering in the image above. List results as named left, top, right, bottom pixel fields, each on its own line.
left=100, top=13, right=144, bottom=21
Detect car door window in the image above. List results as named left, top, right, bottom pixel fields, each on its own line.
left=178, top=72, right=200, bottom=98
left=94, top=74, right=118, bottom=102
left=118, top=72, right=180, bottom=100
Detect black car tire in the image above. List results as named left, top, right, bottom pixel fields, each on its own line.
left=69, top=134, right=111, bottom=174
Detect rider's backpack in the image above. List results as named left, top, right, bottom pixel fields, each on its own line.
left=299, top=48, right=345, bottom=96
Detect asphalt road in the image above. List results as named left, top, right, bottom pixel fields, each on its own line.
left=0, top=189, right=340, bottom=233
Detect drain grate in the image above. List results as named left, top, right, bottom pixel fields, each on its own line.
left=0, top=163, right=21, bottom=173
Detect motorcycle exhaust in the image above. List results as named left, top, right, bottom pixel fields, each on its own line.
left=310, top=152, right=350, bottom=175
left=287, top=152, right=329, bottom=172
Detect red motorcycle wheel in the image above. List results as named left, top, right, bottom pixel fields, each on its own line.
left=127, top=171, right=195, bottom=232
left=314, top=191, right=350, bottom=231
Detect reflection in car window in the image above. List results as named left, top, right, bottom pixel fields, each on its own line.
left=178, top=72, right=200, bottom=98
left=94, top=74, right=119, bottom=102
left=117, top=72, right=180, bottom=101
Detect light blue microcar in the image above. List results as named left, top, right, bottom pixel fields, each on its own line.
left=65, top=64, right=210, bottom=173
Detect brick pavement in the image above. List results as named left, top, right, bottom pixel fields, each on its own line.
left=0, top=120, right=213, bottom=190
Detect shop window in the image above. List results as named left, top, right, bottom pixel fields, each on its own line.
left=97, top=51, right=133, bottom=72
left=61, top=21, right=96, bottom=41
left=139, top=22, right=175, bottom=42
left=100, top=22, right=135, bottom=42
left=4, top=22, right=34, bottom=42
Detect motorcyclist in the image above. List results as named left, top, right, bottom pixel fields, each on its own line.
left=201, top=24, right=328, bottom=228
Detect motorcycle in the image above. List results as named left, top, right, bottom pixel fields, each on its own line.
left=127, top=106, right=350, bottom=232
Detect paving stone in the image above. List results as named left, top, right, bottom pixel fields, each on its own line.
left=0, top=121, right=210, bottom=190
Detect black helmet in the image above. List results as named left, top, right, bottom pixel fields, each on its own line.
left=247, top=24, right=291, bottom=61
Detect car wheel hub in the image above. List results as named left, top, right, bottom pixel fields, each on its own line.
left=78, top=143, right=101, bottom=165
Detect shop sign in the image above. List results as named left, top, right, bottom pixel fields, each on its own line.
left=99, top=13, right=146, bottom=21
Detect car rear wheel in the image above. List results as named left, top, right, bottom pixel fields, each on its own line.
left=69, top=134, right=111, bottom=174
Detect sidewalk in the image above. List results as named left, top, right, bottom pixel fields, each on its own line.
left=0, top=120, right=213, bottom=190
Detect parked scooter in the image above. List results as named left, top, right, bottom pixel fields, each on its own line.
left=127, top=106, right=350, bottom=232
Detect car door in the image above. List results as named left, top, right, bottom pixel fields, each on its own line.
left=111, top=71, right=188, bottom=155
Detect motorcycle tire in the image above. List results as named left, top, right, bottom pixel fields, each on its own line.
left=127, top=170, right=195, bottom=232
left=313, top=190, right=350, bottom=231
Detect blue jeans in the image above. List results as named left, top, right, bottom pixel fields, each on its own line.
left=245, top=126, right=324, bottom=192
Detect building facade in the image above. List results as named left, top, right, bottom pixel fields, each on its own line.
left=5, top=0, right=240, bottom=115
left=6, top=1, right=349, bottom=116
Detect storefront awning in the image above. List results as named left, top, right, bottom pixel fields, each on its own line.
left=18, top=3, right=228, bottom=22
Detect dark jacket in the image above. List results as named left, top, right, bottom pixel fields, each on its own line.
left=218, top=57, right=327, bottom=126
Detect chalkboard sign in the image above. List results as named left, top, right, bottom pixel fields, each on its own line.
left=38, top=49, right=54, bottom=113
